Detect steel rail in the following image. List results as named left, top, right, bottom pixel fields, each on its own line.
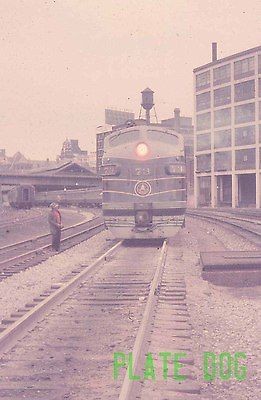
left=0, top=215, right=101, bottom=253
left=187, top=210, right=261, bottom=241
left=118, top=239, right=168, bottom=400
left=0, top=240, right=122, bottom=355
left=0, top=221, right=105, bottom=269
left=188, top=210, right=261, bottom=226
left=0, top=213, right=45, bottom=230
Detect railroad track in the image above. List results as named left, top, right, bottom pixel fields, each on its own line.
left=0, top=210, right=45, bottom=230
left=119, top=242, right=199, bottom=399
left=187, top=209, right=261, bottom=246
left=0, top=215, right=105, bottom=280
left=0, top=239, right=121, bottom=350
left=0, top=239, right=200, bottom=399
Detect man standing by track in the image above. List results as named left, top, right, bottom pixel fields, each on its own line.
left=48, top=203, right=62, bottom=252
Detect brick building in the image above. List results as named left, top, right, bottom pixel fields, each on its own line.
left=194, top=45, right=261, bottom=208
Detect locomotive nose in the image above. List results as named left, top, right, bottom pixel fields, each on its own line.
left=135, top=210, right=152, bottom=227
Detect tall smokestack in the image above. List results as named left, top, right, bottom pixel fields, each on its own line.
left=174, top=108, right=180, bottom=130
left=212, top=42, right=217, bottom=62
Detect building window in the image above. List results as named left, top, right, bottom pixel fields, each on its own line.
left=214, top=108, right=231, bottom=128
left=214, top=129, right=231, bottom=149
left=259, top=54, right=261, bottom=73
left=213, top=64, right=231, bottom=85
left=198, top=176, right=211, bottom=206
left=235, top=103, right=255, bottom=124
left=235, top=125, right=255, bottom=146
left=235, top=148, right=256, bottom=170
left=234, top=57, right=255, bottom=79
left=196, top=154, right=211, bottom=172
left=196, top=112, right=211, bottom=131
left=196, top=71, right=210, bottom=91
left=196, top=133, right=211, bottom=151
left=196, top=92, right=211, bottom=111
left=214, top=151, right=232, bottom=172
left=97, top=140, right=104, bottom=150
left=235, top=80, right=255, bottom=102
left=214, top=86, right=231, bottom=107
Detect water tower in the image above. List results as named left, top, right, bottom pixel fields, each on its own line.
left=141, top=88, right=154, bottom=124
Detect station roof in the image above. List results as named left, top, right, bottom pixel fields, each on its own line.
left=30, top=161, right=96, bottom=177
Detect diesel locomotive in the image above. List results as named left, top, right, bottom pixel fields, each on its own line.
left=101, top=123, right=187, bottom=239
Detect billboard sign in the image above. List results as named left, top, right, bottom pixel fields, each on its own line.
left=105, top=109, right=135, bottom=126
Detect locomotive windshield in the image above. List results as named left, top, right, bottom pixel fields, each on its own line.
left=109, top=130, right=140, bottom=147
left=148, top=130, right=179, bottom=145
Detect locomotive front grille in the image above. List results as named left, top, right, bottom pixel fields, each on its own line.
left=134, top=203, right=152, bottom=227
left=135, top=211, right=152, bottom=226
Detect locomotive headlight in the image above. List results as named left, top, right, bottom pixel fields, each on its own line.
left=136, top=142, right=149, bottom=157
left=166, top=164, right=186, bottom=175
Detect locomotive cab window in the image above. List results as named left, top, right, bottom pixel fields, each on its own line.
left=148, top=130, right=179, bottom=145
left=109, top=130, right=140, bottom=147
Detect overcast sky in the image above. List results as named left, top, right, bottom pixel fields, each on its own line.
left=0, top=0, right=260, bottom=160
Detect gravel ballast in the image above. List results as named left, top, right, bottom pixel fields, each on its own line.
left=0, top=229, right=113, bottom=322
left=0, top=214, right=259, bottom=399
left=183, top=217, right=260, bottom=400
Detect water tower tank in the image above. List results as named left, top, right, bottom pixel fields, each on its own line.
left=141, top=88, right=154, bottom=111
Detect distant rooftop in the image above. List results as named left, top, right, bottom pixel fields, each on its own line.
left=194, top=45, right=261, bottom=73
left=29, top=161, right=96, bottom=176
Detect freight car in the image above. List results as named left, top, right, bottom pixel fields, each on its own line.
left=8, top=185, right=35, bottom=209
left=101, top=124, right=187, bottom=239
